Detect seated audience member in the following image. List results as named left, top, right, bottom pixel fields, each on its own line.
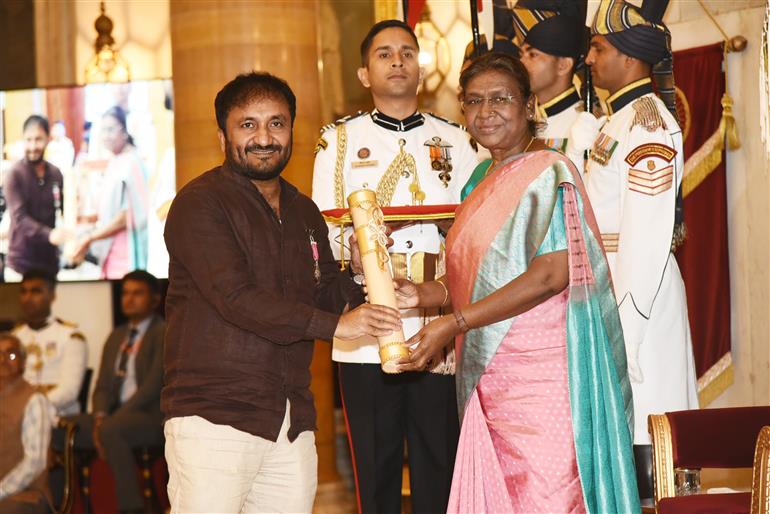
left=14, top=269, right=88, bottom=418
left=72, top=270, right=165, bottom=514
left=0, top=333, right=53, bottom=514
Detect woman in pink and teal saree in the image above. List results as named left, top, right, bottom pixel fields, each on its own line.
left=394, top=53, right=640, bottom=513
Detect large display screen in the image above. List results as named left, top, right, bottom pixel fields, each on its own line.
left=0, top=79, right=175, bottom=281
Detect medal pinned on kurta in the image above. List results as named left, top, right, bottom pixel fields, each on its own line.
left=307, top=230, right=321, bottom=284
left=424, top=136, right=453, bottom=188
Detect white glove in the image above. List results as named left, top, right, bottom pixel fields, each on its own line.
left=567, top=111, right=607, bottom=155
left=625, top=339, right=644, bottom=384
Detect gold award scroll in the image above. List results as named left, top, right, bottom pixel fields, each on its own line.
left=347, top=189, right=407, bottom=373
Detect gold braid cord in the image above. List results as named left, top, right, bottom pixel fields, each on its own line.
left=333, top=123, right=348, bottom=208
left=632, top=96, right=667, bottom=133
left=376, top=139, right=419, bottom=207
left=354, top=199, right=390, bottom=270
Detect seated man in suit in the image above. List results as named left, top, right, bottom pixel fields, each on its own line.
left=72, top=270, right=165, bottom=514
left=0, top=333, right=53, bottom=514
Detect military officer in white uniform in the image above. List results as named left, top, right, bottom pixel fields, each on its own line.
left=312, top=20, right=477, bottom=514
left=580, top=0, right=699, bottom=501
left=13, top=269, right=88, bottom=418
left=512, top=0, right=590, bottom=158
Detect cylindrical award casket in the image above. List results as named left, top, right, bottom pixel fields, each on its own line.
left=347, top=189, right=408, bottom=373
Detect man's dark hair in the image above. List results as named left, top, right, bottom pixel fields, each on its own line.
left=214, top=72, right=297, bottom=132
left=460, top=52, right=543, bottom=136
left=360, top=19, right=419, bottom=66
left=23, top=115, right=50, bottom=135
left=21, top=268, right=57, bottom=291
left=122, top=270, right=160, bottom=295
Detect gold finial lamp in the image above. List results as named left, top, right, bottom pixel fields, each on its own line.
left=84, top=1, right=130, bottom=83
left=415, top=5, right=450, bottom=95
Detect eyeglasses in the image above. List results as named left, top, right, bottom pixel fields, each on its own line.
left=461, top=95, right=520, bottom=112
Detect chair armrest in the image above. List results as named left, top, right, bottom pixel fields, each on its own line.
left=752, top=426, right=770, bottom=514
left=649, top=413, right=677, bottom=502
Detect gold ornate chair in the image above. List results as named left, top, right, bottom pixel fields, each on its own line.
left=49, top=418, right=78, bottom=514
left=648, top=406, right=770, bottom=514
left=753, top=426, right=770, bottom=514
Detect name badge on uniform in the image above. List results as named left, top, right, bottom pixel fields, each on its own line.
left=352, top=160, right=378, bottom=168
left=424, top=136, right=453, bottom=188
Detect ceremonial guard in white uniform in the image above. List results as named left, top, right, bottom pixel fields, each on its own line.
left=14, top=270, right=88, bottom=419
left=14, top=315, right=88, bottom=417
left=512, top=0, right=591, bottom=158
left=581, top=0, right=699, bottom=501
left=312, top=20, right=478, bottom=514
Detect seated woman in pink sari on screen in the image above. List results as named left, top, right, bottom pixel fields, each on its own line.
left=394, top=53, right=641, bottom=513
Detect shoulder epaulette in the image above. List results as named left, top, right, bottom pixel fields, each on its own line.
left=55, top=317, right=78, bottom=328
left=320, top=111, right=366, bottom=133
left=71, top=331, right=86, bottom=341
left=631, top=97, right=667, bottom=133
left=425, top=112, right=467, bottom=131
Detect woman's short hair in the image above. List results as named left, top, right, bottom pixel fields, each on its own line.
left=0, top=332, right=26, bottom=362
left=460, top=52, right=542, bottom=136
left=103, top=105, right=136, bottom=146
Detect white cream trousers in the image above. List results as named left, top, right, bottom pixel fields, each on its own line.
left=164, top=401, right=317, bottom=513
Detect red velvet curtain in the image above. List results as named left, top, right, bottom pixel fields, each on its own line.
left=673, top=43, right=732, bottom=384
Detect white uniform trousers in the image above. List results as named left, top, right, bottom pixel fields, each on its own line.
left=609, top=253, right=699, bottom=444
left=164, top=400, right=317, bottom=513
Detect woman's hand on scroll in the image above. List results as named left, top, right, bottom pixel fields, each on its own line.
left=396, top=315, right=459, bottom=372
left=335, top=304, right=402, bottom=341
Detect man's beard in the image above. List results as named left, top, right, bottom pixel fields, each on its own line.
left=225, top=140, right=292, bottom=181
left=25, top=151, right=44, bottom=165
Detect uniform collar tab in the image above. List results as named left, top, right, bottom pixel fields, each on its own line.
left=607, top=77, right=653, bottom=115
left=370, top=109, right=425, bottom=132
left=538, top=86, right=580, bottom=119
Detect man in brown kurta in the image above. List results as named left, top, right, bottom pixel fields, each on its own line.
left=161, top=72, right=402, bottom=513
left=3, top=115, right=68, bottom=281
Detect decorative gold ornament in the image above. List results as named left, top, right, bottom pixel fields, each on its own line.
left=84, top=1, right=130, bottom=84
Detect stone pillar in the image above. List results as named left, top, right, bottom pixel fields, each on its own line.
left=169, top=0, right=340, bottom=484
left=169, top=0, right=322, bottom=193
left=34, top=0, right=77, bottom=87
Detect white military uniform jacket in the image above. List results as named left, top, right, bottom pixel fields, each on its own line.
left=312, top=110, right=478, bottom=364
left=14, top=315, right=88, bottom=417
left=540, top=86, right=583, bottom=155
left=584, top=78, right=698, bottom=444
